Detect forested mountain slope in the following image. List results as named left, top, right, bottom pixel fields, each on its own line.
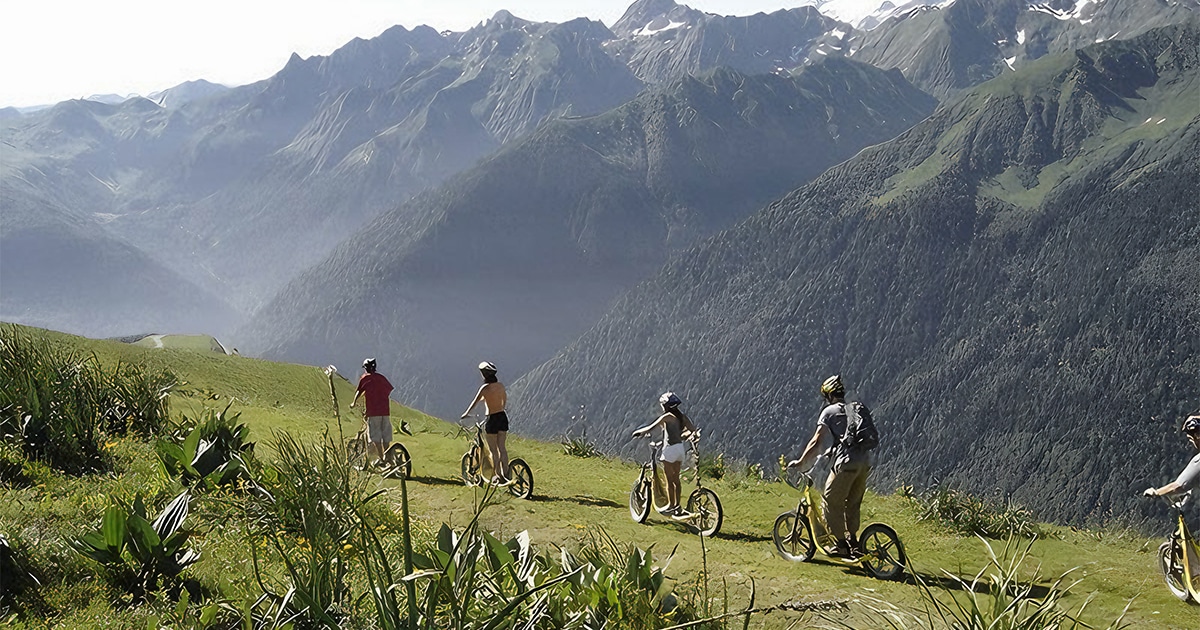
left=240, top=59, right=937, bottom=419
left=512, top=23, right=1200, bottom=525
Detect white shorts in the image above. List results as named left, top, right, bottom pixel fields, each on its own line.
left=367, top=416, right=392, bottom=444
left=660, top=442, right=688, bottom=464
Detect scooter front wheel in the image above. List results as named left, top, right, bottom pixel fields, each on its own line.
left=859, top=523, right=907, bottom=580
left=1158, top=540, right=1192, bottom=602
left=687, top=488, right=723, bottom=537
left=507, top=459, right=534, bottom=499
left=347, top=436, right=367, bottom=469
left=773, top=511, right=816, bottom=562
left=460, top=450, right=481, bottom=487
left=381, top=443, right=412, bottom=479
left=629, top=479, right=651, bottom=523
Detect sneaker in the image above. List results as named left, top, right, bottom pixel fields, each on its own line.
left=831, top=540, right=853, bottom=558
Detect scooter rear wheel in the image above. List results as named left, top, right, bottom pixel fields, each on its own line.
left=859, top=523, right=906, bottom=580
left=381, top=443, right=412, bottom=479
left=687, top=488, right=723, bottom=537
left=507, top=459, right=534, bottom=499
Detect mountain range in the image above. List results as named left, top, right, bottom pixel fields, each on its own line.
left=3, top=0, right=1194, bottom=335
left=3, top=0, right=1198, bottom=527
left=510, top=22, right=1200, bottom=524
left=242, top=58, right=937, bottom=417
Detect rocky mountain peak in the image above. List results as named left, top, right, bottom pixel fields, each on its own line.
left=612, top=0, right=704, bottom=37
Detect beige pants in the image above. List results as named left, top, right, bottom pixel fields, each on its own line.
left=824, top=461, right=870, bottom=543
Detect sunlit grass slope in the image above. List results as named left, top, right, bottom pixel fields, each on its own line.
left=3, top=324, right=1195, bottom=628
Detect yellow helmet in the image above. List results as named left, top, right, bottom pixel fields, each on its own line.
left=820, top=375, right=845, bottom=398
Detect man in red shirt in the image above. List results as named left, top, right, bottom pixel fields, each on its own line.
left=349, top=358, right=394, bottom=465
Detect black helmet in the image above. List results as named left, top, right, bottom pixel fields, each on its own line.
left=478, top=361, right=497, bottom=373
left=1184, top=417, right=1200, bottom=435
left=659, top=392, right=681, bottom=408
left=363, top=358, right=376, bottom=373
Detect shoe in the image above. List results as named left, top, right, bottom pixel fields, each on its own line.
left=831, top=540, right=853, bottom=558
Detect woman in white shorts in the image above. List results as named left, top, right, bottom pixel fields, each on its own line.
left=632, top=392, right=697, bottom=516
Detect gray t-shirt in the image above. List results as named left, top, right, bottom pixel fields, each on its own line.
left=818, top=402, right=872, bottom=468
left=1172, top=453, right=1200, bottom=496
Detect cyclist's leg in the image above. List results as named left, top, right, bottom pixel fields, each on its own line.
left=485, top=433, right=502, bottom=482
left=663, top=460, right=681, bottom=510
left=823, top=468, right=853, bottom=545
left=496, top=431, right=509, bottom=480
left=845, top=464, right=870, bottom=546
left=369, top=416, right=392, bottom=463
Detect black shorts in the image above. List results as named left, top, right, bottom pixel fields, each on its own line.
left=485, top=411, right=509, bottom=434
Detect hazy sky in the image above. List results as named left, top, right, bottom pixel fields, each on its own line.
left=0, top=0, right=814, bottom=108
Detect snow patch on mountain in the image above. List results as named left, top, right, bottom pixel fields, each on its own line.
left=1028, top=0, right=1105, bottom=21
left=804, top=0, right=1115, bottom=30
left=635, top=19, right=687, bottom=36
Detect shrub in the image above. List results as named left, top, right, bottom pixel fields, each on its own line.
left=0, top=326, right=174, bottom=474
left=906, top=484, right=1041, bottom=539
left=156, top=404, right=255, bottom=490
left=697, top=450, right=728, bottom=480
left=69, top=491, right=200, bottom=604
left=0, top=533, right=43, bottom=613
left=561, top=428, right=601, bottom=458
left=244, top=430, right=376, bottom=626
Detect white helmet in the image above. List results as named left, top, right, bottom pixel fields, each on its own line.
left=478, top=361, right=497, bottom=373
left=659, top=391, right=681, bottom=408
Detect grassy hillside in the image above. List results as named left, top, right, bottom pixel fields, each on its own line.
left=2, top=324, right=1195, bottom=628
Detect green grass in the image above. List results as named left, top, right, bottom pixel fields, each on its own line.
left=2, top=323, right=1195, bottom=628
left=132, top=334, right=228, bottom=354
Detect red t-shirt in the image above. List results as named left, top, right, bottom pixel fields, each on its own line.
left=357, top=373, right=393, bottom=417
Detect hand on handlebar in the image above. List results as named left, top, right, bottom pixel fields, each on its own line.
left=1144, top=487, right=1159, bottom=498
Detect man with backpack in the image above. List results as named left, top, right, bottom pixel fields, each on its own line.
left=787, top=375, right=879, bottom=558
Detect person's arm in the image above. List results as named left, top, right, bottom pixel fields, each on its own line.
left=461, top=385, right=487, bottom=419
left=349, top=377, right=365, bottom=408
left=787, top=425, right=830, bottom=471
left=680, top=413, right=698, bottom=440
left=632, top=414, right=666, bottom=438
left=1145, top=481, right=1185, bottom=497
left=1146, top=453, right=1200, bottom=497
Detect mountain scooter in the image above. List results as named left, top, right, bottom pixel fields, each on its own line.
left=346, top=409, right=412, bottom=479
left=629, top=437, right=723, bottom=537
left=1150, top=491, right=1200, bottom=602
left=773, top=467, right=906, bottom=580
left=459, top=417, right=534, bottom=499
